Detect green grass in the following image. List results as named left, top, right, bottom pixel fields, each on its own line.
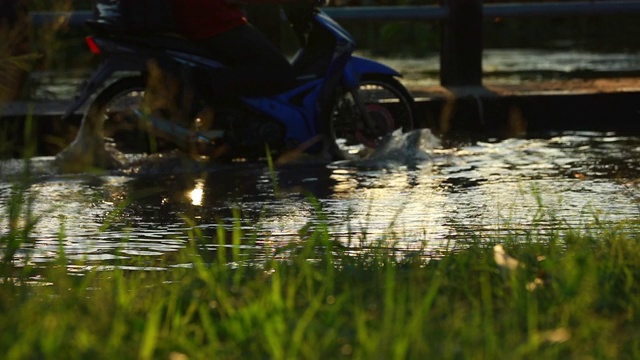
left=2, top=179, right=640, bottom=360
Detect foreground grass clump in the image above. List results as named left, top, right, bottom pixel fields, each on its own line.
left=2, top=208, right=640, bottom=359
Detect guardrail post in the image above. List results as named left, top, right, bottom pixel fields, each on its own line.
left=440, top=0, right=483, bottom=87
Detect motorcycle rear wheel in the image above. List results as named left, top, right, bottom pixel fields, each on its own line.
left=328, top=74, right=415, bottom=160
left=86, top=76, right=154, bottom=155
left=88, top=75, right=203, bottom=156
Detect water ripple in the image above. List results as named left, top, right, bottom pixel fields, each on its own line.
left=1, top=131, right=638, bottom=269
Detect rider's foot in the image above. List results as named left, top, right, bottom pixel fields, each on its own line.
left=54, top=136, right=126, bottom=173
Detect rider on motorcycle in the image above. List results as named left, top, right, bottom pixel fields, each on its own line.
left=59, top=0, right=413, bottom=173
left=55, top=0, right=303, bottom=171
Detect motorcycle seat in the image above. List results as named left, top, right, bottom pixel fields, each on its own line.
left=86, top=20, right=213, bottom=59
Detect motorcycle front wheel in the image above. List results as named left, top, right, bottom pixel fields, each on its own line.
left=328, top=74, right=415, bottom=160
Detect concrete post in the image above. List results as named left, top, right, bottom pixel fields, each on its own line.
left=440, top=0, right=483, bottom=87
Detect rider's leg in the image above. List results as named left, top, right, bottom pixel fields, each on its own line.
left=195, top=23, right=296, bottom=97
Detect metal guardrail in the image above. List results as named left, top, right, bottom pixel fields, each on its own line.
left=484, top=1, right=640, bottom=17
left=28, top=0, right=640, bottom=87
left=28, top=7, right=449, bottom=25
left=326, top=1, right=640, bottom=20
left=29, top=1, right=640, bottom=25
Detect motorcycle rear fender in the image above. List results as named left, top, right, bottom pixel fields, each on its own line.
left=342, top=56, right=402, bottom=88
left=62, top=56, right=148, bottom=119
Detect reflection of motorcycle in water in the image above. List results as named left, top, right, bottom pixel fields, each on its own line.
left=56, top=0, right=416, bottom=172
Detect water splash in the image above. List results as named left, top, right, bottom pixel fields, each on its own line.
left=0, top=157, right=59, bottom=179
left=334, top=128, right=441, bottom=169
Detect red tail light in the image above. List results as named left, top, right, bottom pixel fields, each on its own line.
left=85, top=36, right=101, bottom=55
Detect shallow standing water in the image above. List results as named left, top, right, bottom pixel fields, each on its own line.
left=4, top=50, right=640, bottom=269
left=1, top=131, right=639, bottom=269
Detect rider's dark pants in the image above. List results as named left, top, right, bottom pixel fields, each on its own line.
left=196, top=23, right=296, bottom=98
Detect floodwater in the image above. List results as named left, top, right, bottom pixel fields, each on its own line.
left=3, top=50, right=640, bottom=269
left=1, top=130, right=639, bottom=269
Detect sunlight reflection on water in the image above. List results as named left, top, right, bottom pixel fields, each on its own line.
left=1, top=131, right=639, bottom=269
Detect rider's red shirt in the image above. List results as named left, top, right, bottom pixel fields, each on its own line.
left=171, top=0, right=247, bottom=39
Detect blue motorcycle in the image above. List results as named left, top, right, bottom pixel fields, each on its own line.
left=58, top=1, right=416, bottom=170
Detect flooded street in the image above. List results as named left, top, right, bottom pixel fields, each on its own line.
left=1, top=131, right=639, bottom=269
left=2, top=50, right=640, bottom=269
